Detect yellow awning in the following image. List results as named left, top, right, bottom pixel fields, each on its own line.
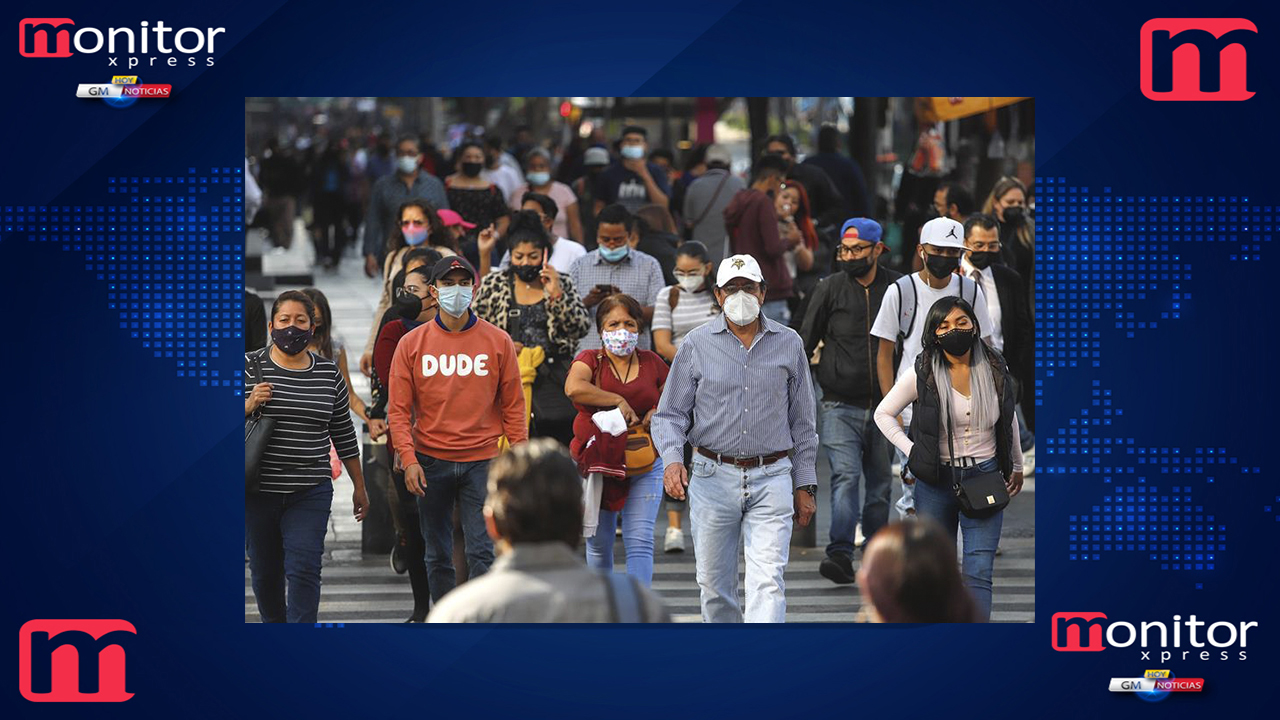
left=918, top=97, right=1030, bottom=123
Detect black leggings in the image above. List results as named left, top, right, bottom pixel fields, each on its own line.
left=389, top=469, right=430, bottom=619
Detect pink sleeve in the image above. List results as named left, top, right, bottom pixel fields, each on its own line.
left=874, top=367, right=917, bottom=457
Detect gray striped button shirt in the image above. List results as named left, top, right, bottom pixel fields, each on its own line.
left=569, top=248, right=665, bottom=352
left=652, top=314, right=818, bottom=489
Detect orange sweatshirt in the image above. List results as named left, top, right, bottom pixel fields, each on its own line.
left=387, top=315, right=527, bottom=467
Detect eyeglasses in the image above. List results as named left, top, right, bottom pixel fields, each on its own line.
left=721, top=283, right=760, bottom=294
left=837, top=244, right=876, bottom=258
left=400, top=219, right=426, bottom=227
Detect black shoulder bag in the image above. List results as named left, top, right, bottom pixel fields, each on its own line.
left=504, top=274, right=577, bottom=426
left=944, top=391, right=1009, bottom=518
left=244, top=349, right=277, bottom=494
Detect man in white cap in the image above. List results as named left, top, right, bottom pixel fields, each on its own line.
left=870, top=217, right=993, bottom=517
left=682, top=143, right=745, bottom=260
left=652, top=254, right=819, bottom=623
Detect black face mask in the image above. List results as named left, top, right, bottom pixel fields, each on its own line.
left=937, top=328, right=976, bottom=356
left=393, top=291, right=424, bottom=320
left=924, top=253, right=961, bottom=279
left=511, top=264, right=541, bottom=283
left=1002, top=206, right=1026, bottom=225
left=967, top=251, right=999, bottom=271
left=841, top=258, right=874, bottom=278
left=461, top=162, right=483, bottom=178
left=271, top=325, right=313, bottom=355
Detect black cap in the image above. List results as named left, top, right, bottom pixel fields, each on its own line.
left=429, top=255, right=477, bottom=284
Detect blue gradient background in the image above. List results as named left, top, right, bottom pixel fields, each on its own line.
left=3, top=0, right=1276, bottom=717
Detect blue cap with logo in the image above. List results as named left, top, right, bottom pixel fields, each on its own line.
left=840, top=218, right=883, bottom=243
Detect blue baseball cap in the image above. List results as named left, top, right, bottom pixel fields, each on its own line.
left=840, top=218, right=883, bottom=243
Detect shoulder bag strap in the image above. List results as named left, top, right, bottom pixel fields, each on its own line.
left=898, top=276, right=917, bottom=341
left=250, top=349, right=268, bottom=418
left=503, top=272, right=522, bottom=338
left=688, top=170, right=732, bottom=230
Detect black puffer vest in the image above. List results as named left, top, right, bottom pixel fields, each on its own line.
left=906, top=343, right=1016, bottom=487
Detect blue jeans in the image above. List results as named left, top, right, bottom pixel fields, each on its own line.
left=820, top=401, right=892, bottom=557
left=689, top=455, right=794, bottom=623
left=414, top=453, right=494, bottom=602
left=912, top=459, right=1005, bottom=621
left=585, top=460, right=664, bottom=587
left=245, top=481, right=333, bottom=623
left=762, top=299, right=791, bottom=326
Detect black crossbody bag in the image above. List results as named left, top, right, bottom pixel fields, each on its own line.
left=244, top=349, right=277, bottom=494
left=944, top=395, right=1009, bottom=518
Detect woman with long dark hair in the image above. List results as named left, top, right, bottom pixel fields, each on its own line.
left=982, top=176, right=1034, bottom=310
left=473, top=210, right=591, bottom=445
left=245, top=290, right=369, bottom=623
left=358, top=199, right=446, bottom=376
left=873, top=296, right=1023, bottom=621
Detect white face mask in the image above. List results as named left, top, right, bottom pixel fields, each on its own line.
left=676, top=273, right=704, bottom=293
left=722, top=290, right=761, bottom=326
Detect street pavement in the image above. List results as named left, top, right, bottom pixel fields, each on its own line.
left=246, top=251, right=1036, bottom=623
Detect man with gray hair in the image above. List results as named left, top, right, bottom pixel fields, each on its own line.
left=427, top=439, right=671, bottom=623
left=652, top=254, right=819, bottom=623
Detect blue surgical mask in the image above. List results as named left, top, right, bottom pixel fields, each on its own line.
left=402, top=226, right=428, bottom=246
left=620, top=145, right=645, bottom=160
left=526, top=171, right=550, bottom=186
left=599, top=244, right=629, bottom=262
left=436, top=285, right=473, bottom=317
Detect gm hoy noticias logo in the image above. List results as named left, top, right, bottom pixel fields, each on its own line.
left=1052, top=612, right=1258, bottom=661
left=1140, top=18, right=1257, bottom=100
left=18, top=620, right=137, bottom=702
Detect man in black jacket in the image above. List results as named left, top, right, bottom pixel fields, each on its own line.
left=961, top=214, right=1034, bottom=448
left=800, top=218, right=902, bottom=585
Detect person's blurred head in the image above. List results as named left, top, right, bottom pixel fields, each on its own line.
left=649, top=148, right=679, bottom=185
left=963, top=213, right=1002, bottom=271
left=934, top=182, right=975, bottom=222
left=395, top=135, right=421, bottom=176
left=857, top=520, right=978, bottom=623
left=397, top=266, right=440, bottom=322
left=583, top=146, right=610, bottom=174
left=619, top=125, right=648, bottom=160
left=673, top=241, right=716, bottom=297
left=763, top=134, right=798, bottom=168
left=402, top=247, right=443, bottom=275
left=816, top=124, right=842, bottom=154
left=483, top=439, right=584, bottom=551
left=523, top=147, right=553, bottom=187
left=704, top=143, right=731, bottom=171
left=520, top=192, right=558, bottom=237
left=634, top=204, right=676, bottom=237
left=454, top=140, right=486, bottom=178
left=750, top=153, right=789, bottom=196
left=595, top=204, right=633, bottom=262
left=986, top=176, right=1028, bottom=224
left=483, top=135, right=505, bottom=168
left=299, top=287, right=335, bottom=359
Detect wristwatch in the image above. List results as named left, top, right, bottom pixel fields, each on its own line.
left=799, top=484, right=817, bottom=498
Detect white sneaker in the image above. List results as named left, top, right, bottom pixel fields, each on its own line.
left=664, top=527, right=686, bottom=553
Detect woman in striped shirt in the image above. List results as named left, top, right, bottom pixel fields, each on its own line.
left=245, top=290, right=369, bottom=623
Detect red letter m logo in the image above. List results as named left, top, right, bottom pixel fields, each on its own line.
left=1141, top=18, right=1256, bottom=101
left=18, top=620, right=136, bottom=702
left=1051, top=612, right=1108, bottom=651
left=18, top=18, right=75, bottom=57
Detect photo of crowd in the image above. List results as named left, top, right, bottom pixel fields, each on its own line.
left=242, top=96, right=1036, bottom=623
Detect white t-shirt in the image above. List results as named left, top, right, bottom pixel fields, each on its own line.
left=653, top=286, right=720, bottom=348
left=497, top=237, right=588, bottom=274
left=870, top=272, right=992, bottom=426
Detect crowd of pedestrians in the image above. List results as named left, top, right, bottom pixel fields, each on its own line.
left=245, top=121, right=1035, bottom=623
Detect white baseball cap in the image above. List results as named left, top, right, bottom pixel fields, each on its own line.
left=717, top=254, right=764, bottom=287
left=920, top=217, right=966, bottom=249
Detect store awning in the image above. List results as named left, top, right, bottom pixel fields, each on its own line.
left=918, top=97, right=1030, bottom=123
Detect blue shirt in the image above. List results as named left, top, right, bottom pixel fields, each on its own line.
left=652, top=314, right=818, bottom=489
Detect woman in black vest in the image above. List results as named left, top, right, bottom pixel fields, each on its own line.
left=873, top=296, right=1024, bottom=621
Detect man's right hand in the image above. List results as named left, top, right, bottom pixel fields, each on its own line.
left=663, top=462, right=689, bottom=500
left=364, top=254, right=379, bottom=278
left=583, top=284, right=618, bottom=308
left=404, top=463, right=427, bottom=497
left=359, top=352, right=373, bottom=377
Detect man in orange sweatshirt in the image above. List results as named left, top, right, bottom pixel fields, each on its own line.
left=388, top=255, right=527, bottom=602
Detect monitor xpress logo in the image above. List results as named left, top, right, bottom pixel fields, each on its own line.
left=18, top=620, right=137, bottom=702
left=1140, top=18, right=1256, bottom=101
left=1052, top=612, right=1258, bottom=661
left=19, top=18, right=223, bottom=67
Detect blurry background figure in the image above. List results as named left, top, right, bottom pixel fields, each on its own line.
left=428, top=439, right=671, bottom=622
left=856, top=520, right=978, bottom=623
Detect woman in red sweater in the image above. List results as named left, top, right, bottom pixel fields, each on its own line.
left=564, top=294, right=669, bottom=587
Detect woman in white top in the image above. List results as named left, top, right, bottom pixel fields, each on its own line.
left=650, top=241, right=720, bottom=553
left=874, top=296, right=1024, bottom=621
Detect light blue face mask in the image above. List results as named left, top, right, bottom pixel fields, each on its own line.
left=526, top=171, right=550, bottom=186
left=436, top=285, right=473, bottom=317
left=620, top=145, right=645, bottom=160
left=598, top=244, right=629, bottom=262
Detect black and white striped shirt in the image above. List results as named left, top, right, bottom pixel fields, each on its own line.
left=245, top=349, right=360, bottom=494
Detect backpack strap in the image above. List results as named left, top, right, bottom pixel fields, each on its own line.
left=602, top=572, right=645, bottom=623
left=668, top=285, right=680, bottom=310
left=896, top=275, right=917, bottom=343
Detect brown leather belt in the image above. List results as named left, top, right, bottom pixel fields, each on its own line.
left=696, top=447, right=788, bottom=468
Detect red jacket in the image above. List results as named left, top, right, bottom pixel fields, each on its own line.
left=723, top=188, right=793, bottom=301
